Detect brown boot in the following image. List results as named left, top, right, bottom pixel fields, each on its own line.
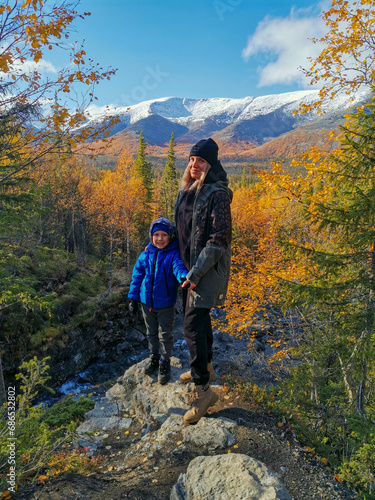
left=179, top=363, right=217, bottom=384
left=183, top=384, right=219, bottom=424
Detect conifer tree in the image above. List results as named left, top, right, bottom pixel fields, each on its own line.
left=161, top=133, right=178, bottom=219
left=279, top=97, right=375, bottom=416
left=134, top=131, right=154, bottom=206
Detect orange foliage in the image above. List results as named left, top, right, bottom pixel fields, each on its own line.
left=222, top=178, right=311, bottom=368
left=0, top=0, right=118, bottom=185
left=83, top=150, right=147, bottom=256
left=300, top=0, right=375, bottom=114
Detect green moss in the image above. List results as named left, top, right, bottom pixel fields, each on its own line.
left=42, top=395, right=95, bottom=427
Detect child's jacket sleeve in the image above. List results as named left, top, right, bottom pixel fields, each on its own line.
left=128, top=253, right=146, bottom=301
left=172, top=251, right=188, bottom=283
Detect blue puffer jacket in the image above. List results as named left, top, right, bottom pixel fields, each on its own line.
left=128, top=239, right=188, bottom=309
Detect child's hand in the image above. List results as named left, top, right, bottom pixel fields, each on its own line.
left=129, top=299, right=139, bottom=315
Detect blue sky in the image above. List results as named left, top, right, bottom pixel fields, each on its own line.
left=68, top=0, right=329, bottom=108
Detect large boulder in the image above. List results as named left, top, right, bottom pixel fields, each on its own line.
left=170, top=454, right=291, bottom=500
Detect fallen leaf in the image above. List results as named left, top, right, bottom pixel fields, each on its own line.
left=38, top=475, right=48, bottom=483
left=176, top=441, right=183, bottom=446
left=334, top=474, right=342, bottom=482
left=320, top=457, right=328, bottom=465
left=277, top=422, right=283, bottom=427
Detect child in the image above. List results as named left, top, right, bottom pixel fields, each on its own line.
left=128, top=217, right=188, bottom=385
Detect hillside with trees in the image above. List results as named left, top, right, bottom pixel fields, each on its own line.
left=0, top=0, right=374, bottom=498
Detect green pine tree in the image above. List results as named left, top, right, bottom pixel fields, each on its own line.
left=161, top=133, right=179, bottom=219
left=134, top=131, right=153, bottom=206
left=284, top=96, right=375, bottom=417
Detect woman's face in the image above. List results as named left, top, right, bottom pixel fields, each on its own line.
left=189, top=156, right=209, bottom=180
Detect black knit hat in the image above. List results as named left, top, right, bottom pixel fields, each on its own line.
left=189, top=138, right=218, bottom=167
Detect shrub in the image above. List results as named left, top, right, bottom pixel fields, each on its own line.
left=0, top=357, right=98, bottom=489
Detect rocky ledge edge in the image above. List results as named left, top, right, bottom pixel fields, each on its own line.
left=76, top=355, right=292, bottom=500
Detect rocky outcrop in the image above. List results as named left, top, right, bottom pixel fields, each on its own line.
left=171, top=454, right=292, bottom=500
left=77, top=356, right=237, bottom=454
left=77, top=353, right=291, bottom=499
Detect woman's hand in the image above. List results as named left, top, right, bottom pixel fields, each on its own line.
left=181, top=279, right=197, bottom=290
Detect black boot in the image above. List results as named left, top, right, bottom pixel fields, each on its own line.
left=143, top=355, right=160, bottom=376
left=158, top=359, right=171, bottom=385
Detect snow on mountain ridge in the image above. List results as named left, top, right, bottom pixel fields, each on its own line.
left=86, top=90, right=322, bottom=126
left=84, top=88, right=371, bottom=146
left=86, top=88, right=370, bottom=125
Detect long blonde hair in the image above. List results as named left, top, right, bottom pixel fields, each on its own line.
left=180, top=161, right=211, bottom=191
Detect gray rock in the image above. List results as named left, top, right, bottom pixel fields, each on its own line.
left=76, top=396, right=132, bottom=444
left=182, top=416, right=236, bottom=450
left=107, top=356, right=192, bottom=425
left=128, top=413, right=236, bottom=457
left=170, top=454, right=291, bottom=500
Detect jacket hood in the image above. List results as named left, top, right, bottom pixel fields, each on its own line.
left=202, top=178, right=233, bottom=203
left=204, top=160, right=228, bottom=184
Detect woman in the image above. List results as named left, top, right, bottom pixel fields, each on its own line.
left=175, top=138, right=232, bottom=424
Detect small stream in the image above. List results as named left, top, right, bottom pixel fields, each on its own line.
left=39, top=348, right=150, bottom=407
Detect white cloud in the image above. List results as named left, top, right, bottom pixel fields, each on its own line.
left=29, top=60, right=58, bottom=74
left=16, top=59, right=58, bottom=74
left=242, top=6, right=327, bottom=88
left=0, top=58, right=58, bottom=81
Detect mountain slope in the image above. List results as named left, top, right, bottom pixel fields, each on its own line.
left=84, top=89, right=369, bottom=163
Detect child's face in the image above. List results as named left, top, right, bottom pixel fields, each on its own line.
left=152, top=230, right=169, bottom=249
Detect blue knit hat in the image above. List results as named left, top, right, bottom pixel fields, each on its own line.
left=151, top=222, right=169, bottom=235
left=149, top=217, right=176, bottom=240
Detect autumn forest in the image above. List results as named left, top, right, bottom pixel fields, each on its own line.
left=0, top=0, right=375, bottom=497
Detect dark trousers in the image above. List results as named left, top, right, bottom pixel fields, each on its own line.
left=140, top=304, right=175, bottom=360
left=183, top=289, right=213, bottom=386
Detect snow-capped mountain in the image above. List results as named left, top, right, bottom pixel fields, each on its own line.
left=86, top=88, right=369, bottom=148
